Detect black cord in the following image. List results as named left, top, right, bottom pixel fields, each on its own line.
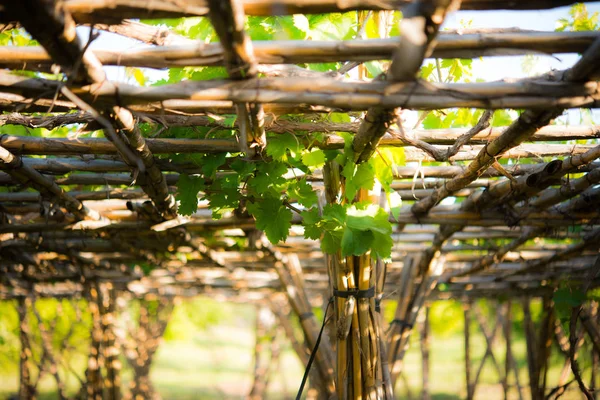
left=295, top=298, right=333, bottom=400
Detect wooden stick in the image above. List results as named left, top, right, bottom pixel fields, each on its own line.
left=2, top=134, right=594, bottom=163
left=352, top=0, right=457, bottom=163
left=419, top=307, right=431, bottom=400
left=579, top=305, right=600, bottom=357
left=207, top=0, right=266, bottom=156
left=4, top=111, right=600, bottom=144
left=464, top=303, right=473, bottom=400
left=0, top=145, right=105, bottom=222
left=55, top=0, right=587, bottom=23
left=3, top=68, right=600, bottom=112
left=4, top=30, right=600, bottom=69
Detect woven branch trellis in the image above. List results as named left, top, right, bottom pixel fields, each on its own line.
left=1, top=1, right=600, bottom=399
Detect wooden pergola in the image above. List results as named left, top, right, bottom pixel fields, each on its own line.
left=1, top=1, right=600, bottom=399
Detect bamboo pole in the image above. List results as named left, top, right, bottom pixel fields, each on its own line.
left=503, top=302, right=517, bottom=400
left=464, top=303, right=473, bottom=400
left=57, top=0, right=585, bottom=24
left=262, top=242, right=336, bottom=397
left=419, top=307, right=431, bottom=400
left=206, top=0, right=265, bottom=157
left=3, top=30, right=599, bottom=70
left=17, top=296, right=36, bottom=400
left=579, top=305, right=600, bottom=357
left=2, top=134, right=595, bottom=162
left=2, top=163, right=587, bottom=188
left=2, top=68, right=600, bottom=112
left=0, top=145, right=106, bottom=223
left=466, top=140, right=600, bottom=215
left=3, top=111, right=598, bottom=144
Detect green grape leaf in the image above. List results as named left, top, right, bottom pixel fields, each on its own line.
left=292, top=14, right=311, bottom=35
left=346, top=204, right=393, bottom=259
left=266, top=132, right=299, bottom=161
left=248, top=197, right=293, bottom=243
left=344, top=161, right=375, bottom=201
left=492, top=110, right=514, bottom=127
left=372, top=147, right=405, bottom=192
left=288, top=179, right=318, bottom=208
left=231, top=158, right=256, bottom=178
left=204, top=174, right=240, bottom=219
left=301, top=208, right=322, bottom=240
left=321, top=229, right=342, bottom=254
left=201, top=153, right=228, bottom=178
left=322, top=203, right=346, bottom=225
left=553, top=287, right=586, bottom=307
left=176, top=174, right=205, bottom=216
left=248, top=161, right=288, bottom=193
left=341, top=228, right=374, bottom=257
left=301, top=149, right=326, bottom=168
left=370, top=230, right=394, bottom=260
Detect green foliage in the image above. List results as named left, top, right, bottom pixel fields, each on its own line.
left=301, top=148, right=326, bottom=169
left=176, top=174, right=205, bottom=216
left=302, top=202, right=393, bottom=260
left=0, top=28, right=37, bottom=46
left=428, top=300, right=464, bottom=336
left=556, top=4, right=599, bottom=32
left=343, top=162, right=375, bottom=201
left=266, top=132, right=300, bottom=161
left=247, top=196, right=293, bottom=243
left=162, top=297, right=230, bottom=341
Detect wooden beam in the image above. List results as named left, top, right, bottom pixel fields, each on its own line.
left=206, top=0, right=266, bottom=156
left=53, top=0, right=585, bottom=24
left=3, top=65, right=600, bottom=112
left=352, top=0, right=457, bottom=163
left=4, top=30, right=599, bottom=70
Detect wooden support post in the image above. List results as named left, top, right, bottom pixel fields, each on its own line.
left=536, top=297, right=555, bottom=400
left=206, top=0, right=266, bottom=157
left=419, top=307, right=431, bottom=400
left=31, top=299, right=68, bottom=400
left=522, top=298, right=555, bottom=400
left=591, top=302, right=599, bottom=400
left=249, top=305, right=276, bottom=400
left=17, top=297, right=36, bottom=400
left=263, top=244, right=335, bottom=397
left=97, top=283, right=121, bottom=400
left=388, top=254, right=445, bottom=386
left=464, top=302, right=473, bottom=400
left=120, top=296, right=174, bottom=400
left=580, top=304, right=600, bottom=357
left=471, top=302, right=504, bottom=399
left=504, top=301, right=524, bottom=400
left=81, top=283, right=104, bottom=400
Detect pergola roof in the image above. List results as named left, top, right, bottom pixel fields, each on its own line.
left=1, top=0, right=599, bottom=303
